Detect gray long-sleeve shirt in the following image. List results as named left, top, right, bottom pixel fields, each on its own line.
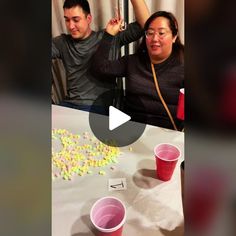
left=52, top=22, right=143, bottom=106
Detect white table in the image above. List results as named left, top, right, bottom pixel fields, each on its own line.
left=52, top=105, right=184, bottom=236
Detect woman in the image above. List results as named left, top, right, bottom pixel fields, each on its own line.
left=92, top=11, right=184, bottom=130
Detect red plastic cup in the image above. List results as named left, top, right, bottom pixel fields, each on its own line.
left=177, top=88, right=184, bottom=120
left=90, top=196, right=126, bottom=236
left=154, top=143, right=181, bottom=181
left=185, top=168, right=226, bottom=231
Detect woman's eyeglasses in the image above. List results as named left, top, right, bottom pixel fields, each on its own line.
left=145, top=29, right=170, bottom=39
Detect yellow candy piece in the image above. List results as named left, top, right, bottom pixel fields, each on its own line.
left=99, top=170, right=106, bottom=175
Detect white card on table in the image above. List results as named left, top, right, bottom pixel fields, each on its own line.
left=108, top=178, right=127, bottom=191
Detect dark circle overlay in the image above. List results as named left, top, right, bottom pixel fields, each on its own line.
left=89, top=90, right=146, bottom=147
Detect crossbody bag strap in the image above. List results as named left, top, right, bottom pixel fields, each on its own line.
left=151, top=63, right=178, bottom=131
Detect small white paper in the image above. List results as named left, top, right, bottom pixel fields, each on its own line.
left=108, top=178, right=127, bottom=191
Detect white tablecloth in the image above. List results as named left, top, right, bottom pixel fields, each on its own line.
left=52, top=105, right=184, bottom=236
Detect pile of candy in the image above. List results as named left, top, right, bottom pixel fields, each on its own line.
left=52, top=129, right=121, bottom=180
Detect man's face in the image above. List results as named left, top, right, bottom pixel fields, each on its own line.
left=64, top=6, right=92, bottom=39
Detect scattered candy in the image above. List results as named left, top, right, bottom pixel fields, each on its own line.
left=52, top=129, right=121, bottom=180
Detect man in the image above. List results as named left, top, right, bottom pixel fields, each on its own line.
left=52, top=0, right=149, bottom=112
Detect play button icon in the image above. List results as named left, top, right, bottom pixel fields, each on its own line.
left=89, top=90, right=146, bottom=147
left=109, top=106, right=131, bottom=130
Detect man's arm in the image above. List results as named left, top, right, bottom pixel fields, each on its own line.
left=92, top=20, right=128, bottom=77
left=116, top=0, right=150, bottom=46
left=92, top=32, right=128, bottom=78
left=130, top=0, right=150, bottom=28
left=52, top=37, right=61, bottom=59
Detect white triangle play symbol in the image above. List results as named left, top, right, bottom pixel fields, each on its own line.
left=109, top=106, right=131, bottom=131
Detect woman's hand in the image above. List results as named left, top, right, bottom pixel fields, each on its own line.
left=105, top=18, right=123, bottom=36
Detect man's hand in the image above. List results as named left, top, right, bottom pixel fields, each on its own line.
left=106, top=18, right=123, bottom=36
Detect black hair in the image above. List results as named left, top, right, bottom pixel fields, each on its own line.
left=138, top=11, right=184, bottom=63
left=63, top=0, right=91, bottom=15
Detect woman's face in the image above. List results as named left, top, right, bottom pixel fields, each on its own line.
left=146, top=16, right=177, bottom=63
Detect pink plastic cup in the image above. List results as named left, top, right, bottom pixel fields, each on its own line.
left=154, top=143, right=181, bottom=181
left=177, top=88, right=184, bottom=120
left=90, top=196, right=126, bottom=236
